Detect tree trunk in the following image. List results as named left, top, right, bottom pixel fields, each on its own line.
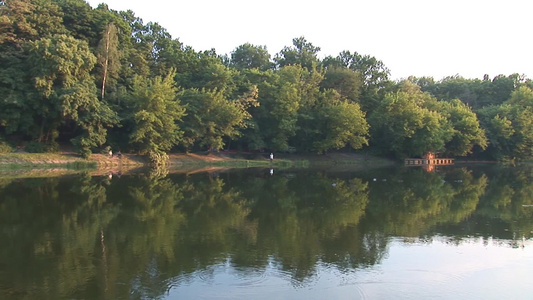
left=100, top=26, right=111, bottom=100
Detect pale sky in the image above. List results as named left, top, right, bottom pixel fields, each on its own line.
left=86, top=0, right=532, bottom=81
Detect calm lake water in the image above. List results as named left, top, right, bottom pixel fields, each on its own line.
left=0, top=164, right=532, bottom=299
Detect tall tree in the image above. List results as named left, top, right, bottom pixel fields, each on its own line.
left=0, top=0, right=65, bottom=43
left=128, top=69, right=186, bottom=160
left=130, top=21, right=174, bottom=76
left=67, top=79, right=119, bottom=158
left=28, top=34, right=117, bottom=155
left=230, top=43, right=271, bottom=71
left=55, top=0, right=98, bottom=43
left=478, top=86, right=532, bottom=160
left=437, top=99, right=487, bottom=156
left=97, top=22, right=120, bottom=100
left=232, top=68, right=278, bottom=150
left=275, top=36, right=320, bottom=71
left=170, top=47, right=235, bottom=96
left=0, top=0, right=67, bottom=137
left=311, top=90, right=369, bottom=154
left=29, top=34, right=96, bottom=107
left=369, top=84, right=453, bottom=158
left=337, top=50, right=390, bottom=87
left=320, top=67, right=363, bottom=103
left=334, top=50, right=391, bottom=112
left=181, top=87, right=256, bottom=151
left=254, top=65, right=307, bottom=151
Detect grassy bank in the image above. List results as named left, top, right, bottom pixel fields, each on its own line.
left=0, top=153, right=97, bottom=178
left=0, top=151, right=394, bottom=176
left=0, top=153, right=97, bottom=170
left=167, top=152, right=309, bottom=169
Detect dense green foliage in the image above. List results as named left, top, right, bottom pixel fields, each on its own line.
left=1, top=0, right=531, bottom=160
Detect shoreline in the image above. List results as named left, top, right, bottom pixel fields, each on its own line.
left=4, top=152, right=526, bottom=178
left=0, top=152, right=395, bottom=176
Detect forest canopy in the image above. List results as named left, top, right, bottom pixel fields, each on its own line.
left=1, top=0, right=531, bottom=162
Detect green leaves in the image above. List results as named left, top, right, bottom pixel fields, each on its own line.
left=368, top=80, right=491, bottom=158
left=230, top=43, right=271, bottom=71
left=128, top=70, right=185, bottom=155
left=29, top=34, right=96, bottom=96
left=96, top=22, right=120, bottom=100
left=0, top=0, right=530, bottom=161
left=320, top=67, right=363, bottom=103
left=439, top=99, right=487, bottom=156
left=370, top=86, right=451, bottom=158
left=275, top=36, right=321, bottom=71
left=27, top=34, right=117, bottom=156
left=181, top=87, right=254, bottom=151
left=312, top=94, right=369, bottom=154
left=478, top=86, right=533, bottom=160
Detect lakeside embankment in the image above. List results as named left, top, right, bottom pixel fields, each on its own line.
left=0, top=151, right=395, bottom=177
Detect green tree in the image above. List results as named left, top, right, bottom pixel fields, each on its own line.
left=428, top=75, right=481, bottom=107
left=129, top=21, right=172, bottom=75
left=110, top=8, right=149, bottom=80
left=333, top=50, right=391, bottom=112
left=320, top=66, right=362, bottom=103
left=501, top=86, right=532, bottom=159
left=369, top=84, right=452, bottom=158
left=0, top=0, right=67, bottom=137
left=486, top=74, right=517, bottom=106
left=96, top=22, right=120, bottom=100
left=128, top=69, right=186, bottom=161
left=66, top=79, right=118, bottom=157
left=261, top=66, right=303, bottom=151
left=337, top=50, right=389, bottom=87
left=477, top=105, right=515, bottom=160
left=232, top=68, right=278, bottom=150
left=252, top=64, right=325, bottom=152
left=28, top=34, right=117, bottom=155
left=275, top=36, right=320, bottom=71
left=0, top=0, right=66, bottom=43
left=181, top=87, right=255, bottom=151
left=478, top=86, right=533, bottom=160
left=0, top=47, right=34, bottom=135
left=416, top=74, right=524, bottom=109
left=171, top=47, right=235, bottom=95
left=55, top=0, right=98, bottom=43
left=311, top=90, right=369, bottom=154
left=230, top=43, right=271, bottom=71
left=438, top=99, right=487, bottom=156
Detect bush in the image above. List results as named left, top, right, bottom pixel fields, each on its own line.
left=24, top=141, right=46, bottom=153
left=25, top=141, right=59, bottom=153
left=71, top=136, right=94, bottom=159
left=148, top=150, right=169, bottom=167
left=101, top=145, right=112, bottom=155
left=0, top=140, right=13, bottom=153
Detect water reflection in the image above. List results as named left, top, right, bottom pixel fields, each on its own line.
left=0, top=165, right=531, bottom=299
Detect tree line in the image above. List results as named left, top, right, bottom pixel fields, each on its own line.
left=1, top=0, right=531, bottom=162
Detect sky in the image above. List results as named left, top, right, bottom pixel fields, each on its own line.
left=86, top=0, right=532, bottom=80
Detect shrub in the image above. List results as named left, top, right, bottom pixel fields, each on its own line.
left=148, top=150, right=169, bottom=167
left=25, top=141, right=59, bottom=153
left=0, top=140, right=13, bottom=153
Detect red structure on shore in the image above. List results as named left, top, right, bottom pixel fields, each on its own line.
left=404, top=152, right=454, bottom=172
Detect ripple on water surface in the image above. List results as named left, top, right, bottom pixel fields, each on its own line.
left=164, top=238, right=533, bottom=300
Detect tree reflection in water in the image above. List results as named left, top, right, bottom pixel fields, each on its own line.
left=0, top=165, right=531, bottom=299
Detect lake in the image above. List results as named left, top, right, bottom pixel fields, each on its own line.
left=0, top=164, right=532, bottom=299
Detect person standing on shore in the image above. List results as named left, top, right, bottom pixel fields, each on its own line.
left=270, top=153, right=273, bottom=162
